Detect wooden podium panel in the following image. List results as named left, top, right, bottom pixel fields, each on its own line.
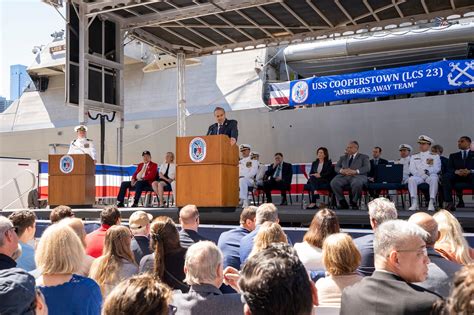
left=176, top=135, right=239, bottom=207
left=48, top=154, right=95, bottom=207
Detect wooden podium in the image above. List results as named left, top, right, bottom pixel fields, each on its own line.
left=176, top=135, right=239, bottom=207
left=48, top=154, right=95, bottom=207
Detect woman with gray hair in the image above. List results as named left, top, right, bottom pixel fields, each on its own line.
left=171, top=241, right=243, bottom=315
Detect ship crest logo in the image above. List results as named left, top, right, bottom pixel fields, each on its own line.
left=447, top=61, right=474, bottom=87
left=59, top=155, right=74, bottom=174
left=189, top=137, right=207, bottom=163
left=291, top=80, right=309, bottom=104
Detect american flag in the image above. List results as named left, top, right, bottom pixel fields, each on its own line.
left=266, top=81, right=290, bottom=106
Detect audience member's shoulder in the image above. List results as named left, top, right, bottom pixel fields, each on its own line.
left=72, top=274, right=100, bottom=289
left=354, top=233, right=374, bottom=245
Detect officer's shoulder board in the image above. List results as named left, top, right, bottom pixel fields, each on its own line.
left=86, top=138, right=93, bottom=142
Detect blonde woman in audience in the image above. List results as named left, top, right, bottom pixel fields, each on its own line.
left=58, top=218, right=95, bottom=276
left=249, top=221, right=287, bottom=258
left=35, top=224, right=102, bottom=314
left=316, top=233, right=362, bottom=307
left=89, top=225, right=138, bottom=297
left=102, top=274, right=172, bottom=315
left=294, top=208, right=340, bottom=272
left=433, top=209, right=473, bottom=265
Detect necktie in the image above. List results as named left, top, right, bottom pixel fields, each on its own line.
left=348, top=155, right=354, bottom=167
left=462, top=150, right=466, bottom=160
left=374, top=159, right=378, bottom=166
left=275, top=164, right=281, bottom=178
left=164, top=163, right=170, bottom=179
left=217, top=124, right=222, bottom=135
left=138, top=163, right=147, bottom=179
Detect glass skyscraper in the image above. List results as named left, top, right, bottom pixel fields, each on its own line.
left=10, top=64, right=32, bottom=101
left=0, top=96, right=13, bottom=113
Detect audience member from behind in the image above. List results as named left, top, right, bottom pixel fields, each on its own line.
left=239, top=243, right=318, bottom=315
left=239, top=203, right=279, bottom=265
left=49, top=205, right=74, bottom=224
left=434, top=209, right=473, bottom=265
left=0, top=268, right=48, bottom=315
left=218, top=206, right=257, bottom=270
left=178, top=205, right=208, bottom=248
left=341, top=220, right=440, bottom=315
left=354, top=197, right=398, bottom=276
left=0, top=216, right=19, bottom=270
left=249, top=221, right=287, bottom=258
left=129, top=210, right=153, bottom=264
left=442, top=264, right=474, bottom=315
left=294, top=208, right=340, bottom=272
left=89, top=225, right=138, bottom=297
left=139, top=216, right=188, bottom=292
left=172, top=241, right=243, bottom=315
left=85, top=205, right=121, bottom=258
left=102, top=274, right=172, bottom=315
left=408, top=212, right=461, bottom=297
left=35, top=224, right=102, bottom=314
left=8, top=210, right=37, bottom=271
left=316, top=233, right=362, bottom=307
left=58, top=218, right=95, bottom=276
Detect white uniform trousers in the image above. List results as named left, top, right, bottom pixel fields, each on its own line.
left=239, top=177, right=254, bottom=200
left=408, top=174, right=438, bottom=199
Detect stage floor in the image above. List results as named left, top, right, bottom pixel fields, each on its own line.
left=4, top=204, right=474, bottom=231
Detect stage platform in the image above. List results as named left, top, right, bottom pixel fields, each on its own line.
left=3, top=204, right=474, bottom=231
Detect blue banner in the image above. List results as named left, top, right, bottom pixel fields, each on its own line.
left=289, top=59, right=474, bottom=106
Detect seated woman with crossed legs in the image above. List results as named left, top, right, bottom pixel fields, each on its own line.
left=152, top=152, right=176, bottom=207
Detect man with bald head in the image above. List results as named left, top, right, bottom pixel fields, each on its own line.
left=179, top=205, right=209, bottom=248
left=408, top=212, right=461, bottom=297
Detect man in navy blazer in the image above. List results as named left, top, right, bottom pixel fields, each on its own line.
left=442, top=136, right=474, bottom=211
left=263, top=153, right=293, bottom=205
left=206, top=107, right=238, bottom=145
left=368, top=146, right=389, bottom=198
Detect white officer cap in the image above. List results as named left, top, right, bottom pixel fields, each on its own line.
left=417, top=135, right=434, bottom=145
left=74, top=125, right=88, bottom=132
left=239, top=144, right=251, bottom=152
left=399, top=144, right=413, bottom=151
left=251, top=151, right=260, bottom=156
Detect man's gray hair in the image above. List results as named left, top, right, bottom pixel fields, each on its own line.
left=255, top=203, right=278, bottom=225
left=368, top=197, right=398, bottom=226
left=0, top=216, right=14, bottom=247
left=184, top=241, right=223, bottom=286
left=374, top=220, right=429, bottom=259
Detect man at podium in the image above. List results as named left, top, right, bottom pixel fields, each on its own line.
left=206, top=107, right=238, bottom=145
left=68, top=125, right=97, bottom=162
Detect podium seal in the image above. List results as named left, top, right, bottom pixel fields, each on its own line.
left=189, top=137, right=207, bottom=162
left=59, top=155, right=74, bottom=174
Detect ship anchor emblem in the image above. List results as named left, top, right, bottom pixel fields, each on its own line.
left=447, top=61, right=474, bottom=87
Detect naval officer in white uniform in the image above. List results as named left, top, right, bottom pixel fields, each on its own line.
left=239, top=144, right=258, bottom=208
left=408, top=135, right=441, bottom=211
left=68, top=125, right=97, bottom=162
left=396, top=143, right=413, bottom=183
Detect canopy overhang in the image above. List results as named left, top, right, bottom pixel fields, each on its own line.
left=80, top=0, right=474, bottom=57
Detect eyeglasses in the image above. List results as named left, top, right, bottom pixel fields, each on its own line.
left=7, top=226, right=19, bottom=235
left=396, top=247, right=428, bottom=257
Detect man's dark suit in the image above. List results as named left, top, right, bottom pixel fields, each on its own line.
left=353, top=234, right=375, bottom=277
left=130, top=235, right=151, bottom=265
left=207, top=119, right=238, bottom=141
left=179, top=229, right=209, bottom=249
left=442, top=150, right=474, bottom=204
left=341, top=271, right=441, bottom=315
left=263, top=162, right=293, bottom=203
left=330, top=153, right=370, bottom=207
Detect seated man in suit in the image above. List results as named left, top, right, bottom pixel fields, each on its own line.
left=408, top=212, right=461, bottom=298
left=206, top=107, right=238, bottom=145
left=262, top=153, right=293, bottom=205
left=408, top=135, right=441, bottom=211
left=171, top=241, right=243, bottom=315
left=178, top=205, right=208, bottom=249
left=442, top=136, right=474, bottom=211
left=116, top=151, right=158, bottom=207
left=354, top=197, right=398, bottom=277
left=368, top=146, right=389, bottom=198
left=330, top=141, right=370, bottom=210
left=341, top=220, right=441, bottom=315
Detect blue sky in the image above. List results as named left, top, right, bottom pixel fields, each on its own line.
left=0, top=0, right=65, bottom=99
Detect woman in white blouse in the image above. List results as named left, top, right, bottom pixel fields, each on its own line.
left=152, top=152, right=176, bottom=207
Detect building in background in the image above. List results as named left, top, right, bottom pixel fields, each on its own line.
left=0, top=96, right=13, bottom=113
left=10, top=64, right=32, bottom=101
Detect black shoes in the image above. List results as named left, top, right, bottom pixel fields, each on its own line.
left=280, top=200, right=288, bottom=206
left=117, top=202, right=124, bottom=207
left=131, top=202, right=139, bottom=208
left=337, top=199, right=349, bottom=209
left=456, top=200, right=465, bottom=208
